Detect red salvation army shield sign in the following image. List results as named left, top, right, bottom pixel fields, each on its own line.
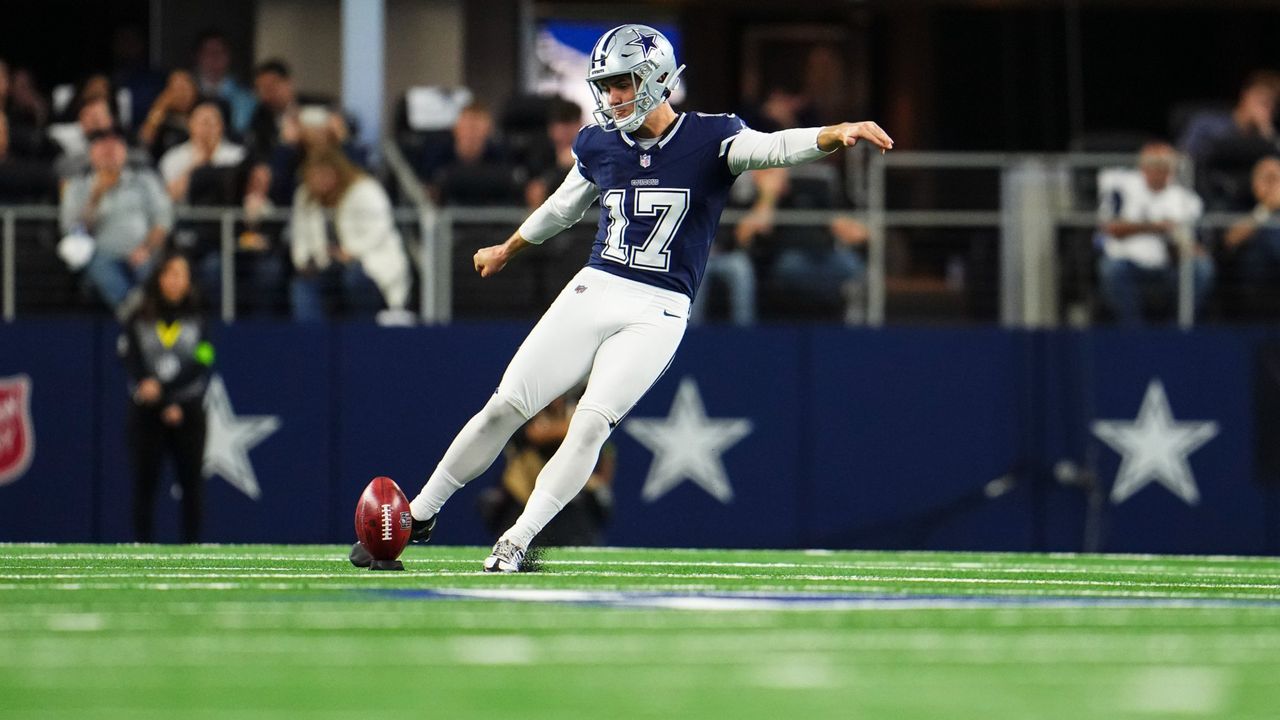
left=0, top=374, right=34, bottom=486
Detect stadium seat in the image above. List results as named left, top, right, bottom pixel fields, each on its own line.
left=500, top=94, right=555, bottom=174
left=393, top=86, right=473, bottom=160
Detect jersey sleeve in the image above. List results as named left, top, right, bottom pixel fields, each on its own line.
left=517, top=163, right=598, bottom=244
left=725, top=127, right=835, bottom=175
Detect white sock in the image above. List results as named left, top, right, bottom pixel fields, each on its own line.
left=503, top=409, right=612, bottom=548
left=410, top=394, right=527, bottom=520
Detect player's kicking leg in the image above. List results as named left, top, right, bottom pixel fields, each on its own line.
left=486, top=286, right=689, bottom=572
left=406, top=272, right=603, bottom=546
left=405, top=392, right=527, bottom=541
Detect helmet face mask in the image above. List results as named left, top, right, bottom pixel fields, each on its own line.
left=586, top=24, right=685, bottom=133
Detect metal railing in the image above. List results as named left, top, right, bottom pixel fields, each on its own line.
left=0, top=204, right=431, bottom=324
left=0, top=147, right=1244, bottom=327
left=862, top=150, right=1237, bottom=328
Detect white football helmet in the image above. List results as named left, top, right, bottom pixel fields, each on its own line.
left=586, top=24, right=685, bottom=133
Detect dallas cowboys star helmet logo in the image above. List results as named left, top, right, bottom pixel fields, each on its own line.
left=626, top=29, right=660, bottom=58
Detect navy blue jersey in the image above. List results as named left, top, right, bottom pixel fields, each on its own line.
left=573, top=112, right=746, bottom=299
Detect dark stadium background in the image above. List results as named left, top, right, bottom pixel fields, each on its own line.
left=6, top=0, right=1280, bottom=152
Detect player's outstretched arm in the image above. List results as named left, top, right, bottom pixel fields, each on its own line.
left=726, top=121, right=894, bottom=174
left=817, top=121, right=894, bottom=153
left=474, top=232, right=532, bottom=277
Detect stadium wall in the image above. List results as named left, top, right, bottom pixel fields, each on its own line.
left=1, top=320, right=1277, bottom=555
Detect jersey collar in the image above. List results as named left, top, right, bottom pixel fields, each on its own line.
left=620, top=112, right=687, bottom=149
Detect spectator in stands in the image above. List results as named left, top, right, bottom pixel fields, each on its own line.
left=772, top=217, right=869, bottom=324
left=192, top=29, right=256, bottom=136
left=242, top=162, right=274, bottom=229
left=118, top=251, right=213, bottom=543
left=158, top=100, right=246, bottom=203
left=246, top=60, right=293, bottom=159
left=138, top=69, right=201, bottom=162
left=266, top=104, right=364, bottom=207
left=1224, top=156, right=1280, bottom=316
left=0, top=112, right=57, bottom=202
left=288, top=148, right=411, bottom=322
left=60, top=125, right=173, bottom=314
left=1095, top=142, right=1213, bottom=325
left=0, top=64, right=48, bottom=160
left=741, top=85, right=819, bottom=134
left=156, top=99, right=280, bottom=313
left=418, top=101, right=516, bottom=205
left=740, top=166, right=867, bottom=322
left=110, top=24, right=165, bottom=132
left=50, top=98, right=113, bottom=177
left=479, top=391, right=614, bottom=547
left=689, top=169, right=776, bottom=326
left=0, top=60, right=9, bottom=109
left=4, top=65, right=51, bottom=150
left=56, top=74, right=118, bottom=124
left=523, top=99, right=583, bottom=208
left=53, top=95, right=152, bottom=182
left=0, top=61, right=22, bottom=150
left=4, top=66, right=51, bottom=159
left=238, top=162, right=288, bottom=304
left=245, top=59, right=331, bottom=161
left=1179, top=71, right=1280, bottom=165
left=1181, top=71, right=1280, bottom=212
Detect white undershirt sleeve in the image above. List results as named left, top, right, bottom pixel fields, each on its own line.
left=725, top=127, right=835, bottom=175
left=516, top=164, right=599, bottom=244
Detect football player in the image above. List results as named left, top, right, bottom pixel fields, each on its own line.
left=410, top=23, right=891, bottom=571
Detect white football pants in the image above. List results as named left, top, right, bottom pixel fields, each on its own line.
left=411, top=267, right=689, bottom=540
left=497, top=267, right=690, bottom=426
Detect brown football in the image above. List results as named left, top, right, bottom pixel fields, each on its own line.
left=354, top=476, right=413, bottom=561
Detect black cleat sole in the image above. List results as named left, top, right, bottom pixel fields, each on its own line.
left=410, top=514, right=437, bottom=544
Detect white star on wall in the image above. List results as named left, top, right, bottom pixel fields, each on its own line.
left=202, top=375, right=281, bottom=501
left=623, top=377, right=753, bottom=504
left=1090, top=379, right=1219, bottom=506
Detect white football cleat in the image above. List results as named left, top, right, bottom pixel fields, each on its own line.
left=483, top=539, right=526, bottom=573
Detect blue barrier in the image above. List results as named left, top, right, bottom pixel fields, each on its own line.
left=0, top=320, right=99, bottom=542
left=1, top=320, right=1276, bottom=554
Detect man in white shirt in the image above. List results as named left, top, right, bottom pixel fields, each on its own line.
left=1096, top=142, right=1214, bottom=324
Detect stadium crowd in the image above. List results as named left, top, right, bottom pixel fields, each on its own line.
left=5, top=27, right=1280, bottom=324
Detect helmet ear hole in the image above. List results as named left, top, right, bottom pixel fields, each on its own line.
left=656, top=72, right=668, bottom=84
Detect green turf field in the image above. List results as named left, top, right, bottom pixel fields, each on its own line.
left=2, top=544, right=1278, bottom=719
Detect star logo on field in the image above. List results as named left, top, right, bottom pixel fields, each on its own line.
left=623, top=377, right=753, bottom=504
left=202, top=375, right=281, bottom=501
left=1090, top=379, right=1218, bottom=506
left=626, top=30, right=660, bottom=59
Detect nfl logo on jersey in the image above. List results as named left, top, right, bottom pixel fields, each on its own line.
left=640, top=153, right=651, bottom=168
